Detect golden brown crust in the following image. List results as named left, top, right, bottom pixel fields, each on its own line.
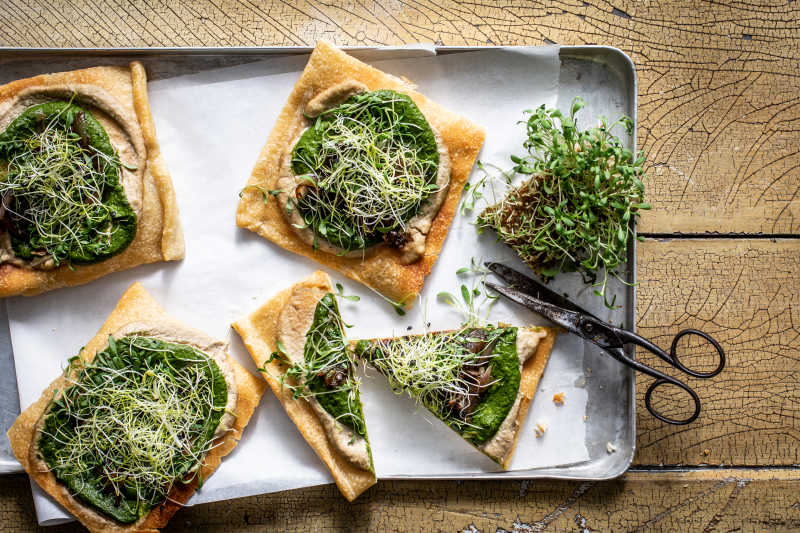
left=7, top=283, right=265, bottom=533
left=501, top=326, right=558, bottom=469
left=236, top=41, right=485, bottom=308
left=231, top=270, right=377, bottom=502
left=0, top=62, right=184, bottom=298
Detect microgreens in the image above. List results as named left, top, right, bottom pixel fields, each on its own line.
left=438, top=258, right=498, bottom=327
left=239, top=185, right=280, bottom=205
left=477, top=97, right=649, bottom=308
left=357, top=327, right=504, bottom=432
left=291, top=90, right=442, bottom=251
left=38, top=336, right=225, bottom=522
left=334, top=282, right=360, bottom=302
left=259, top=294, right=366, bottom=437
left=0, top=101, right=136, bottom=266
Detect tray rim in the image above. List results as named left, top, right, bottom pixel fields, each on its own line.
left=0, top=44, right=638, bottom=482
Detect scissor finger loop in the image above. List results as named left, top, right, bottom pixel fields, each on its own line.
left=644, top=377, right=702, bottom=425
left=668, top=329, right=726, bottom=379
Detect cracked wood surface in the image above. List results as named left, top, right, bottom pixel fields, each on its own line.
left=0, top=470, right=798, bottom=532
left=0, top=1, right=798, bottom=233
left=635, top=239, right=800, bottom=466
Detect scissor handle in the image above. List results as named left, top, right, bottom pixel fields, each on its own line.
left=666, top=329, right=726, bottom=378
left=594, top=326, right=725, bottom=425
left=644, top=377, right=701, bottom=425
left=611, top=327, right=725, bottom=379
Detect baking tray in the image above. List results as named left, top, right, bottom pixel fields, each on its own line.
left=0, top=45, right=637, bottom=481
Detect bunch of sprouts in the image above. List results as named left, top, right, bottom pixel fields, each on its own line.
left=291, top=90, right=441, bottom=251
left=358, top=327, right=503, bottom=432
left=0, top=103, right=127, bottom=266
left=39, top=336, right=223, bottom=514
left=263, top=293, right=366, bottom=437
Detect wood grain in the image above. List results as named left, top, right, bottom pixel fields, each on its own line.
left=635, top=238, right=800, bottom=466
left=1, top=470, right=798, bottom=532
left=0, top=1, right=798, bottom=234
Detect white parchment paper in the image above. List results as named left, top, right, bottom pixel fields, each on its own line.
left=7, top=47, right=589, bottom=525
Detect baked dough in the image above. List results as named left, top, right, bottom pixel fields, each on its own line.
left=232, top=270, right=377, bottom=502
left=7, top=282, right=265, bottom=533
left=0, top=62, right=184, bottom=297
left=501, top=326, right=557, bottom=468
left=355, top=325, right=558, bottom=469
left=236, top=42, right=485, bottom=308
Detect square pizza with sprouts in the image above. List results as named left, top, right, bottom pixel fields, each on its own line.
left=236, top=42, right=485, bottom=308
left=0, top=62, right=184, bottom=297
left=7, top=282, right=265, bottom=533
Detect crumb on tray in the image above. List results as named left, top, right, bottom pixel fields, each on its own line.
left=553, top=392, right=565, bottom=405
left=606, top=442, right=617, bottom=454
left=535, top=421, right=548, bottom=438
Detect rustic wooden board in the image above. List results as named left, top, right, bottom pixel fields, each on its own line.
left=635, top=238, right=800, bottom=466
left=0, top=1, right=797, bottom=235
left=1, top=470, right=798, bottom=532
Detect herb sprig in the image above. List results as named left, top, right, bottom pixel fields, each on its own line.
left=477, top=97, right=649, bottom=307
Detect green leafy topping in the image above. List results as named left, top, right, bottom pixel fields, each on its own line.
left=356, top=326, right=518, bottom=446
left=0, top=101, right=137, bottom=266
left=477, top=97, right=649, bottom=308
left=291, top=90, right=441, bottom=251
left=37, top=336, right=228, bottom=523
left=262, top=294, right=368, bottom=442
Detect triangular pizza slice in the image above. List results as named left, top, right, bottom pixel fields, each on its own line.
left=354, top=324, right=557, bottom=468
left=233, top=271, right=376, bottom=501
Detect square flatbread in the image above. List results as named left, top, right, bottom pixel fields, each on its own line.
left=0, top=62, right=184, bottom=297
left=7, top=282, right=265, bottom=533
left=236, top=42, right=485, bottom=308
left=232, top=270, right=377, bottom=501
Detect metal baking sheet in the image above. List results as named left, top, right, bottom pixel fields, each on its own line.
left=0, top=45, right=637, bottom=481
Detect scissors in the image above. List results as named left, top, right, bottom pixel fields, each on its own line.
left=484, top=262, right=725, bottom=425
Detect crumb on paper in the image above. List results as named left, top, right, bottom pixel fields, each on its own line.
left=535, top=421, right=548, bottom=438
left=606, top=442, right=617, bottom=454
left=582, top=415, right=588, bottom=422
left=553, top=392, right=565, bottom=405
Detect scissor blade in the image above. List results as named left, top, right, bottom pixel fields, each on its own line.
left=484, top=281, right=582, bottom=334
left=485, top=262, right=598, bottom=319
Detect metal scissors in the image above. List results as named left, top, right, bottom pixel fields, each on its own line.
left=484, top=262, right=725, bottom=425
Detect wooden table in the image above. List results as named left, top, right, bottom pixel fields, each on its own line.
left=1, top=1, right=798, bottom=531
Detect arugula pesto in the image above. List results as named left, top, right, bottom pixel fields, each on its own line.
left=355, top=326, right=520, bottom=446
left=0, top=101, right=137, bottom=267
left=37, top=336, right=228, bottom=524
left=290, top=90, right=440, bottom=252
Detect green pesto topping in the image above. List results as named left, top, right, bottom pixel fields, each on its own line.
left=0, top=101, right=137, bottom=266
left=303, top=293, right=367, bottom=439
left=290, top=89, right=440, bottom=251
left=37, top=336, right=228, bottom=524
left=355, top=326, right=520, bottom=447
left=261, top=292, right=370, bottom=459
